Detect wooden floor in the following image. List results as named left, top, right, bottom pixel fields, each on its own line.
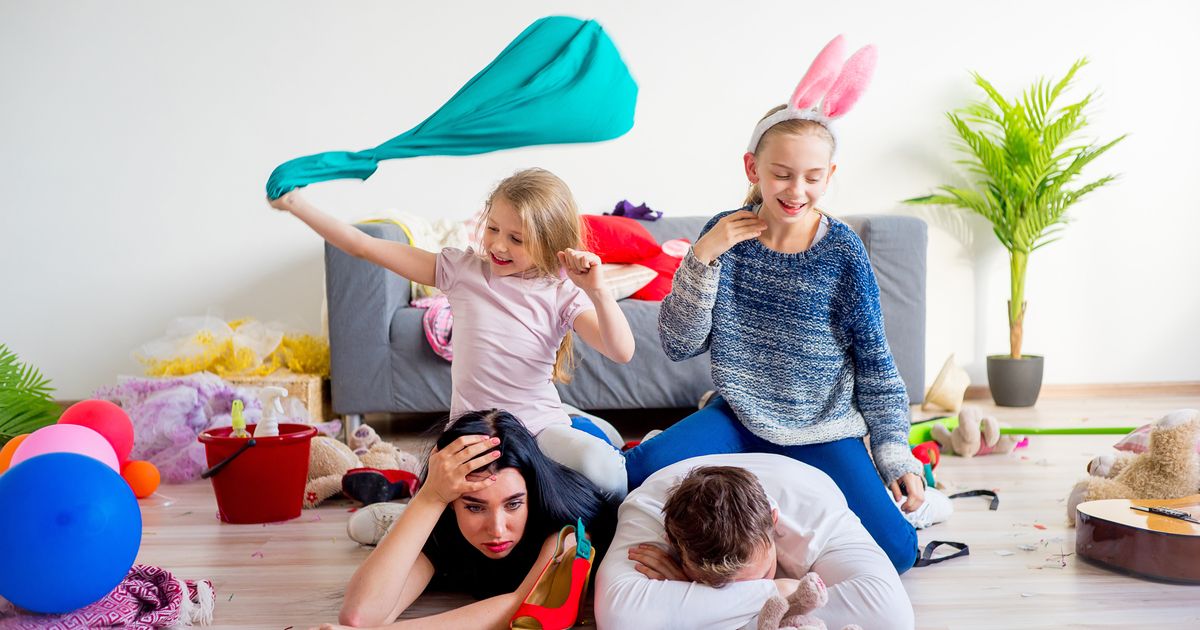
left=119, top=393, right=1200, bottom=629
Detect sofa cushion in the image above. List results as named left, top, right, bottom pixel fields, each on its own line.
left=601, top=263, right=658, bottom=301
left=583, top=215, right=661, bottom=263
left=629, top=250, right=684, bottom=301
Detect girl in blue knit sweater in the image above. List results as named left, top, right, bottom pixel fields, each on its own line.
left=624, top=37, right=942, bottom=573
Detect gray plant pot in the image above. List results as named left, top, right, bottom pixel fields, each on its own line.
left=987, top=355, right=1044, bottom=407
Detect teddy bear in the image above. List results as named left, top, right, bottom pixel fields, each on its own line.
left=1066, top=408, right=1199, bottom=525
left=756, top=572, right=862, bottom=630
left=930, top=406, right=1023, bottom=457
left=304, top=424, right=422, bottom=508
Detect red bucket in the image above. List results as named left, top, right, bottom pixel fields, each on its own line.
left=198, top=423, right=317, bottom=524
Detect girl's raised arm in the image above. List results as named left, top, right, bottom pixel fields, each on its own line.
left=559, top=249, right=635, bottom=364
left=271, top=191, right=437, bottom=287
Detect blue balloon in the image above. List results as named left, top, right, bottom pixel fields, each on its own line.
left=0, top=452, right=142, bottom=613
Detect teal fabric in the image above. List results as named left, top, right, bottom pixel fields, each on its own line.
left=266, top=16, right=637, bottom=200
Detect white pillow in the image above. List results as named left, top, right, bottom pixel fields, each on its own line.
left=601, top=263, right=657, bottom=301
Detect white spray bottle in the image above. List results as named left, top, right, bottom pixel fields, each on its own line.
left=253, top=386, right=289, bottom=438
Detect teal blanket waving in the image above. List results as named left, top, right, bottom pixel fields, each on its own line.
left=266, top=16, right=637, bottom=200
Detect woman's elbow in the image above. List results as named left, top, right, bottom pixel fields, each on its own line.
left=338, top=608, right=368, bottom=628
left=339, top=602, right=391, bottom=628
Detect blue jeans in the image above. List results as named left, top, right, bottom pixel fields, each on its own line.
left=623, top=396, right=918, bottom=573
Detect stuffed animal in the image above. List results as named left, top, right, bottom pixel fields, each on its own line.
left=304, top=430, right=421, bottom=508
left=1066, top=408, right=1199, bottom=525
left=757, top=572, right=862, bottom=630
left=931, top=406, right=1022, bottom=457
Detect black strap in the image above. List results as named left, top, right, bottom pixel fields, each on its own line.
left=948, top=489, right=999, bottom=511
left=912, top=540, right=969, bottom=567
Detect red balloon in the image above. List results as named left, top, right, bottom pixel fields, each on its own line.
left=58, top=399, right=134, bottom=464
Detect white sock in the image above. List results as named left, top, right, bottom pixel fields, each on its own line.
left=899, top=487, right=953, bottom=529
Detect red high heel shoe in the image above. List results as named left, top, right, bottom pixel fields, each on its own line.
left=510, top=518, right=595, bottom=630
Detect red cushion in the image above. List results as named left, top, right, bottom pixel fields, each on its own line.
left=582, top=215, right=661, bottom=264
left=630, top=247, right=686, bottom=301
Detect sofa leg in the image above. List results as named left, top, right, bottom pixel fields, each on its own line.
left=343, top=414, right=363, bottom=442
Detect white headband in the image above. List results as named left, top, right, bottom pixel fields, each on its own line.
left=745, top=35, right=876, bottom=155
left=746, top=108, right=836, bottom=154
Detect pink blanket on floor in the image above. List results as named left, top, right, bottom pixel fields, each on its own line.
left=0, top=564, right=214, bottom=629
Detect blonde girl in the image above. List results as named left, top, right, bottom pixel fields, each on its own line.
left=271, top=168, right=634, bottom=502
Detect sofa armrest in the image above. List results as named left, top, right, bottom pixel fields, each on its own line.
left=325, top=223, right=412, bottom=415
left=841, top=214, right=927, bottom=405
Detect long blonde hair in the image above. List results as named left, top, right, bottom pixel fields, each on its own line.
left=743, top=105, right=837, bottom=207
left=484, top=168, right=586, bottom=383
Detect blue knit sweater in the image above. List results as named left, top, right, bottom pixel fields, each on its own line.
left=659, top=208, right=922, bottom=485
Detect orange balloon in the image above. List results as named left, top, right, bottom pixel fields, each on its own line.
left=121, top=460, right=161, bottom=499
left=0, top=434, right=30, bottom=474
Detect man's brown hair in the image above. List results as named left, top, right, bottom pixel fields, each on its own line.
left=661, top=466, right=775, bottom=587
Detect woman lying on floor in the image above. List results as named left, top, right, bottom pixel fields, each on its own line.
left=311, top=409, right=616, bottom=629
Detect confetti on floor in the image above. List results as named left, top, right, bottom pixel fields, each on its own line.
left=1033, top=523, right=1047, bottom=530
left=251, top=551, right=264, bottom=559
left=1021, top=593, right=1034, bottom=598
left=995, top=550, right=1015, bottom=556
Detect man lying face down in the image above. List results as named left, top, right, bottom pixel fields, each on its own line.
left=594, top=454, right=915, bottom=630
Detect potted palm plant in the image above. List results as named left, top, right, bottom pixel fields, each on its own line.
left=906, top=59, right=1125, bottom=406
left=1, top=343, right=61, bottom=448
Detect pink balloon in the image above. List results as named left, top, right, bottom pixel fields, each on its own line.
left=10, top=424, right=120, bottom=473
left=58, top=399, right=134, bottom=465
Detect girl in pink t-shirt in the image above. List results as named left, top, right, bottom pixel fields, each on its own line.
left=271, top=168, right=635, bottom=498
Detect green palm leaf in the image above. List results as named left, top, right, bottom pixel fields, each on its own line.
left=0, top=344, right=62, bottom=446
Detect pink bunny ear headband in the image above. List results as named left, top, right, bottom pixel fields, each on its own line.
left=746, top=35, right=878, bottom=155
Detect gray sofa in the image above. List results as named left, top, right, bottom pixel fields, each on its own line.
left=325, top=215, right=926, bottom=422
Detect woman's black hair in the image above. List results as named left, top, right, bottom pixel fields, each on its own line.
left=420, top=409, right=617, bottom=598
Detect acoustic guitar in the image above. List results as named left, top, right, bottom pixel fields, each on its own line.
left=1075, top=495, right=1200, bottom=583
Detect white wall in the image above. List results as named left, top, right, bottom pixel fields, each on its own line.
left=2, top=0, right=1197, bottom=399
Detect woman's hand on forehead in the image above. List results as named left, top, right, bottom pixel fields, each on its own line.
left=423, top=435, right=502, bottom=504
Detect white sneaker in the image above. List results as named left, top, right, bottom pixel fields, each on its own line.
left=901, top=487, right=953, bottom=529
left=347, top=502, right=407, bottom=546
